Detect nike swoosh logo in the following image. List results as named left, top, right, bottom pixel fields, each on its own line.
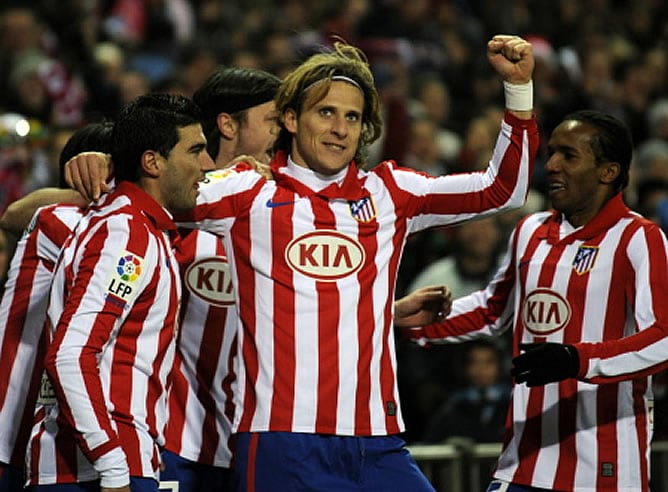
left=266, top=198, right=296, bottom=208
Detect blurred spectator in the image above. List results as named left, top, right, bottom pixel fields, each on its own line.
left=403, top=117, right=449, bottom=176
left=0, top=6, right=87, bottom=127
left=409, top=73, right=462, bottom=166
left=453, top=107, right=502, bottom=173
left=118, top=69, right=150, bottom=106
left=421, top=339, right=510, bottom=444
left=408, top=216, right=503, bottom=296
left=0, top=113, right=36, bottom=215
left=647, top=98, right=668, bottom=141
left=93, top=41, right=126, bottom=89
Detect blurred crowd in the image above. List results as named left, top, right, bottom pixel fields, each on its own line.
left=0, top=0, right=667, bottom=448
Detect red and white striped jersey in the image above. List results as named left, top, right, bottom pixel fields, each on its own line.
left=164, top=228, right=237, bottom=468
left=179, top=113, right=538, bottom=437
left=26, top=182, right=181, bottom=488
left=412, top=194, right=668, bottom=491
left=0, top=204, right=81, bottom=468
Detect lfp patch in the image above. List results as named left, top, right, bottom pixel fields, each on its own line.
left=106, top=251, right=144, bottom=308
left=117, top=253, right=142, bottom=281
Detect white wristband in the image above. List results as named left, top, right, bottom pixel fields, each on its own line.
left=503, top=80, right=533, bottom=111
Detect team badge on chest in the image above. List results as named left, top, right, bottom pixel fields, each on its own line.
left=572, top=245, right=599, bottom=275
left=349, top=196, right=377, bottom=223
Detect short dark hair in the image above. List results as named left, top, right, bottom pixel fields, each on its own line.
left=58, top=121, right=114, bottom=188
left=563, top=110, right=634, bottom=191
left=112, top=93, right=203, bottom=183
left=193, top=67, right=281, bottom=160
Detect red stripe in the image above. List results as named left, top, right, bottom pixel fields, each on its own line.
left=596, top=383, right=620, bottom=490
left=27, top=406, right=46, bottom=483
left=196, top=303, right=228, bottom=462
left=234, top=189, right=261, bottom=431
left=312, top=200, right=340, bottom=432
left=247, top=433, right=259, bottom=492
left=165, top=355, right=188, bottom=454
left=0, top=236, right=39, bottom=411
left=54, top=421, right=80, bottom=481
left=355, top=212, right=380, bottom=433
left=10, top=327, right=48, bottom=467
left=268, top=193, right=297, bottom=429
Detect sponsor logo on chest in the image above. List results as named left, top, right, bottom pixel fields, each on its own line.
left=522, top=288, right=571, bottom=335
left=184, top=257, right=235, bottom=306
left=285, top=229, right=365, bottom=281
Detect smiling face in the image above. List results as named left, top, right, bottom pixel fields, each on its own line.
left=545, top=119, right=620, bottom=227
left=283, top=80, right=364, bottom=176
left=161, top=124, right=214, bottom=213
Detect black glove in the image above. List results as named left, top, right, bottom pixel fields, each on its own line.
left=511, top=342, right=579, bottom=386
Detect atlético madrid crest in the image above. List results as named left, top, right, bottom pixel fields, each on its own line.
left=572, top=245, right=599, bottom=275
left=349, top=196, right=377, bottom=223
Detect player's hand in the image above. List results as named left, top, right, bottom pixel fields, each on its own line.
left=101, top=486, right=130, bottom=492
left=487, top=35, right=534, bottom=84
left=511, top=342, right=579, bottom=386
left=65, top=151, right=112, bottom=202
left=394, top=285, right=452, bottom=328
left=225, top=154, right=273, bottom=180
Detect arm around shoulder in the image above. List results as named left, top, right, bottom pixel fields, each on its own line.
left=0, top=188, right=87, bottom=235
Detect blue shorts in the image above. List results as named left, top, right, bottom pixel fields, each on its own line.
left=160, top=449, right=234, bottom=492
left=487, top=479, right=554, bottom=491
left=0, top=462, right=25, bottom=492
left=234, top=432, right=435, bottom=492
left=27, top=476, right=158, bottom=491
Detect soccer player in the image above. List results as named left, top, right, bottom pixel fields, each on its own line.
left=399, top=110, right=668, bottom=491
left=176, top=35, right=538, bottom=491
left=26, top=93, right=214, bottom=492
left=0, top=122, right=113, bottom=492
left=160, top=67, right=281, bottom=492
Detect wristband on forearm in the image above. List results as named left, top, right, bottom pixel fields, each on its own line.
left=503, top=80, right=533, bottom=111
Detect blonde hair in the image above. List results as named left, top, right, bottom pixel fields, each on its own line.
left=274, top=42, right=382, bottom=168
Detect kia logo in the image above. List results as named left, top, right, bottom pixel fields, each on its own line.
left=184, top=257, right=235, bottom=306
left=285, top=230, right=365, bottom=281
left=522, top=289, right=571, bottom=335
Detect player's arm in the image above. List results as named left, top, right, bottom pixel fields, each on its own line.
left=486, top=34, right=535, bottom=120
left=44, top=218, right=158, bottom=489
left=65, top=151, right=273, bottom=203
left=0, top=188, right=85, bottom=235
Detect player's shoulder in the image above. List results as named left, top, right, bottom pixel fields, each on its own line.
left=28, top=203, right=82, bottom=234
left=204, top=168, right=241, bottom=183
left=515, top=209, right=553, bottom=230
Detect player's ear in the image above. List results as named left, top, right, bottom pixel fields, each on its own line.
left=283, top=109, right=298, bottom=134
left=217, top=113, right=237, bottom=139
left=599, top=161, right=620, bottom=185
left=142, top=150, right=162, bottom=178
